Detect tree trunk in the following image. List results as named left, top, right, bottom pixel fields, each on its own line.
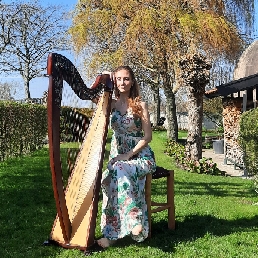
left=179, top=53, right=211, bottom=161
left=24, top=79, right=30, bottom=99
left=185, top=86, right=203, bottom=160
left=163, top=84, right=178, bottom=141
left=23, top=66, right=31, bottom=99
left=152, top=87, right=160, bottom=126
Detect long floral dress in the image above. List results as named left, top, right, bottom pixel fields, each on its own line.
left=100, top=108, right=156, bottom=242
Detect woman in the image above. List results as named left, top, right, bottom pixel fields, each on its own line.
left=95, top=66, right=156, bottom=250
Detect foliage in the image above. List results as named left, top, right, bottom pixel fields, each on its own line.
left=0, top=101, right=47, bottom=161
left=0, top=131, right=257, bottom=257
left=178, top=53, right=211, bottom=91
left=69, top=0, right=255, bottom=80
left=188, top=157, right=224, bottom=175
left=0, top=3, right=17, bottom=54
left=0, top=102, right=94, bottom=162
left=239, top=107, right=258, bottom=180
left=203, top=97, right=223, bottom=127
left=78, top=107, right=95, bottom=118
left=70, top=0, right=255, bottom=159
left=216, top=125, right=224, bottom=139
left=70, top=0, right=252, bottom=67
left=202, top=141, right=213, bottom=149
left=165, top=139, right=224, bottom=175
left=203, top=97, right=223, bottom=114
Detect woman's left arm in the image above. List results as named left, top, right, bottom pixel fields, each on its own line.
left=127, top=102, right=152, bottom=158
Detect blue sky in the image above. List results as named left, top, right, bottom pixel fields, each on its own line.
left=3, top=0, right=77, bottom=9
left=1, top=0, right=258, bottom=100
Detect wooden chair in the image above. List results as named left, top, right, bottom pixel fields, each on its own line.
left=145, top=166, right=175, bottom=237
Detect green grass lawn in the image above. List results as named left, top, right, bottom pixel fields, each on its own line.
left=0, top=131, right=257, bottom=258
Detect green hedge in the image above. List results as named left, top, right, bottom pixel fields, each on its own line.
left=59, top=107, right=93, bottom=142
left=239, top=107, right=258, bottom=177
left=0, top=102, right=94, bottom=161
left=0, top=101, right=47, bottom=161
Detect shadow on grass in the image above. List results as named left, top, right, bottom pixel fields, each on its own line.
left=0, top=149, right=61, bottom=258
left=174, top=181, right=256, bottom=198
left=141, top=214, right=258, bottom=253
left=114, top=214, right=258, bottom=253
left=0, top=147, right=107, bottom=258
left=150, top=175, right=256, bottom=199
left=0, top=147, right=257, bottom=257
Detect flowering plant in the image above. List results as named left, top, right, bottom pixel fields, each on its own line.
left=165, top=140, right=225, bottom=176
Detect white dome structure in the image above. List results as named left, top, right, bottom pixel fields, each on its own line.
left=234, top=40, right=258, bottom=80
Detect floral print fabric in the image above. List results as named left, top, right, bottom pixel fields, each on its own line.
left=100, top=109, right=156, bottom=242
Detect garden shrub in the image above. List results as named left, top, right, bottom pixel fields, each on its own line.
left=165, top=139, right=225, bottom=176
left=152, top=125, right=167, bottom=131
left=239, top=107, right=258, bottom=178
left=0, top=102, right=94, bottom=161
left=0, top=101, right=47, bottom=161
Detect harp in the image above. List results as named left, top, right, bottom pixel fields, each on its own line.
left=45, top=53, right=113, bottom=250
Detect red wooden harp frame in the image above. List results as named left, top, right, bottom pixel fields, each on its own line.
left=45, top=53, right=113, bottom=250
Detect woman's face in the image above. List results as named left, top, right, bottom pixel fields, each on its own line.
left=115, top=69, right=133, bottom=94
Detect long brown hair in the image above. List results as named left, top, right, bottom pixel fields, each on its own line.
left=113, top=66, right=142, bottom=117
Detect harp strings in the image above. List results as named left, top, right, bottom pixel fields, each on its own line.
left=60, top=82, right=91, bottom=186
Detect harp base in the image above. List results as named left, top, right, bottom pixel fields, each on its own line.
left=43, top=238, right=93, bottom=251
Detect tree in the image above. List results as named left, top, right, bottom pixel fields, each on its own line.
left=176, top=1, right=255, bottom=160
left=70, top=0, right=181, bottom=140
left=0, top=81, right=22, bottom=100
left=0, top=1, right=71, bottom=99
left=0, top=2, right=21, bottom=54
left=203, top=97, right=223, bottom=127
left=70, top=0, right=255, bottom=160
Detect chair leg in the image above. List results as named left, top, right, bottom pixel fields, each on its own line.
left=167, top=170, right=175, bottom=230
left=145, top=174, right=152, bottom=238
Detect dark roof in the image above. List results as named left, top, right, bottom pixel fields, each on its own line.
left=205, top=73, right=258, bottom=98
